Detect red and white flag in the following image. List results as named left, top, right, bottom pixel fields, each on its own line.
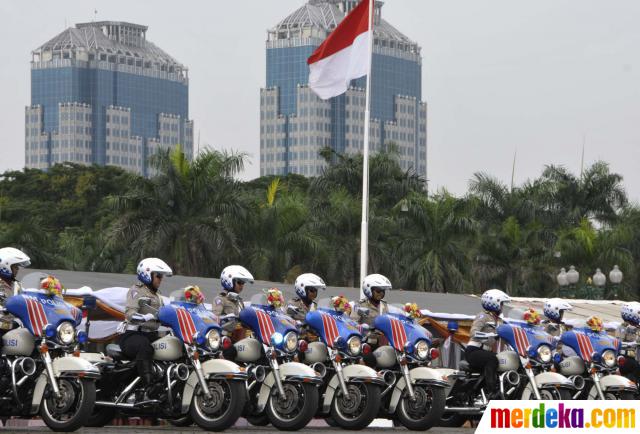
left=307, top=0, right=372, bottom=100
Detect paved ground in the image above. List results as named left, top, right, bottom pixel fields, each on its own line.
left=2, top=427, right=472, bottom=433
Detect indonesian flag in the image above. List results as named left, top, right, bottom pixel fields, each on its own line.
left=307, top=0, right=372, bottom=100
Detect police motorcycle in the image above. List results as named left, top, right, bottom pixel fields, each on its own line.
left=220, top=291, right=322, bottom=431
left=294, top=297, right=385, bottom=430
left=362, top=303, right=447, bottom=431
left=437, top=311, right=574, bottom=427
left=87, top=292, right=248, bottom=430
left=558, top=323, right=637, bottom=399
left=1, top=273, right=100, bottom=431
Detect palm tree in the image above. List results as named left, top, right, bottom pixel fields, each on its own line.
left=107, top=147, right=247, bottom=276
left=396, top=191, right=476, bottom=293
left=536, top=161, right=627, bottom=227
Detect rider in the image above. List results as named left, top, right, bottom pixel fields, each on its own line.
left=212, top=265, right=253, bottom=317
left=466, top=289, right=511, bottom=400
left=0, top=247, right=31, bottom=332
left=616, top=302, right=640, bottom=383
left=118, top=257, right=172, bottom=399
left=287, top=273, right=325, bottom=321
left=542, top=298, right=573, bottom=337
left=352, top=273, right=391, bottom=328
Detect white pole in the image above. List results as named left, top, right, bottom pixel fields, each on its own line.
left=359, top=0, right=374, bottom=299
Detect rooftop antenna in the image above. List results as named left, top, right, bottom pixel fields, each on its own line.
left=93, top=9, right=98, bottom=22
left=580, top=133, right=586, bottom=179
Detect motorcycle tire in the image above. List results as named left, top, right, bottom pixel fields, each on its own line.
left=439, top=413, right=468, bottom=428
left=85, top=407, right=116, bottom=427
left=397, top=385, right=446, bottom=431
left=190, top=379, right=246, bottom=431
left=330, top=382, right=381, bottom=430
left=266, top=382, right=319, bottom=431
left=246, top=413, right=270, bottom=426
left=40, top=378, right=96, bottom=432
left=168, top=415, right=193, bottom=427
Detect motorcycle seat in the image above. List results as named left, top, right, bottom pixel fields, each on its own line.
left=106, top=344, right=124, bottom=359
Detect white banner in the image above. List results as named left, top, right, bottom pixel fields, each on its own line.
left=476, top=400, right=638, bottom=434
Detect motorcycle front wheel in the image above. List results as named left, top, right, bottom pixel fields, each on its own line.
left=266, top=381, right=319, bottom=431
left=40, top=377, right=96, bottom=432
left=190, top=379, right=246, bottom=431
left=519, top=382, right=572, bottom=400
left=397, top=384, right=446, bottom=430
left=330, top=382, right=381, bottom=430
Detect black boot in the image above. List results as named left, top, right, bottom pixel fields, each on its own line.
left=135, top=359, right=156, bottom=402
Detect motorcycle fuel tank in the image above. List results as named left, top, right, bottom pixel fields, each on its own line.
left=234, top=337, right=262, bottom=363
left=152, top=335, right=183, bottom=361
left=497, top=350, right=520, bottom=372
left=373, top=345, right=396, bottom=368
left=1, top=327, right=35, bottom=356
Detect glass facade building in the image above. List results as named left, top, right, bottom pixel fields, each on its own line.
left=261, top=0, right=427, bottom=178
left=26, top=21, right=193, bottom=176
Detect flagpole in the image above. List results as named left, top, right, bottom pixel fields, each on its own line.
left=359, top=0, right=374, bottom=299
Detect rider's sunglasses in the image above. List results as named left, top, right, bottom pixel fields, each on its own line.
left=234, top=279, right=246, bottom=286
left=154, top=273, right=164, bottom=280
left=307, top=287, right=318, bottom=293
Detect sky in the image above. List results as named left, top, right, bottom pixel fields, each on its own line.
left=1, top=0, right=639, bottom=200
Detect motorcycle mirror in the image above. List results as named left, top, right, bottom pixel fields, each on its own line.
left=131, top=313, right=145, bottom=322
left=138, top=297, right=152, bottom=307
left=357, top=307, right=370, bottom=318
left=287, top=305, right=304, bottom=316
left=226, top=292, right=240, bottom=302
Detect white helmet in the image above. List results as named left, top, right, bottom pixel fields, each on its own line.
left=362, top=274, right=392, bottom=300
left=543, top=298, right=572, bottom=322
left=480, top=289, right=510, bottom=313
left=220, top=265, right=254, bottom=291
left=136, top=258, right=173, bottom=286
left=0, top=247, right=31, bottom=280
left=295, top=273, right=326, bottom=299
left=621, top=302, right=640, bottom=326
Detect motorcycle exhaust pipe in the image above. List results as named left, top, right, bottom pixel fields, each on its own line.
left=173, top=363, right=190, bottom=382
left=250, top=365, right=266, bottom=383
left=504, top=370, right=520, bottom=387
left=379, top=370, right=397, bottom=387
left=18, top=358, right=36, bottom=377
left=310, top=363, right=327, bottom=379
left=569, top=375, right=585, bottom=391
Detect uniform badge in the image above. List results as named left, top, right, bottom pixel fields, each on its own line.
left=216, top=299, right=222, bottom=305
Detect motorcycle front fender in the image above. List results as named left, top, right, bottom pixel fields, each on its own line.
left=256, top=362, right=322, bottom=413
left=321, top=363, right=384, bottom=414
left=181, top=359, right=247, bottom=413
left=388, top=366, right=448, bottom=413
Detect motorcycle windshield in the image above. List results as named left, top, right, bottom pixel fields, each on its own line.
left=158, top=302, right=220, bottom=344
left=306, top=299, right=362, bottom=348
left=6, top=291, right=81, bottom=337
left=560, top=328, right=621, bottom=362
left=240, top=293, right=297, bottom=345
left=497, top=323, right=555, bottom=356
left=374, top=312, right=432, bottom=351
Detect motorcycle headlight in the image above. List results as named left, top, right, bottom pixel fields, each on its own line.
left=57, top=321, right=75, bottom=345
left=415, top=340, right=430, bottom=360
left=537, top=345, right=552, bottom=363
left=347, top=336, right=362, bottom=356
left=284, top=332, right=298, bottom=353
left=602, top=350, right=616, bottom=368
left=206, top=329, right=221, bottom=351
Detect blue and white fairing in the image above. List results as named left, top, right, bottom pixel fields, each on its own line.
left=158, top=301, right=220, bottom=344
left=306, top=308, right=362, bottom=348
left=560, top=327, right=621, bottom=363
left=497, top=323, right=555, bottom=357
left=239, top=301, right=298, bottom=346
left=374, top=313, right=432, bottom=351
left=5, top=291, right=81, bottom=337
